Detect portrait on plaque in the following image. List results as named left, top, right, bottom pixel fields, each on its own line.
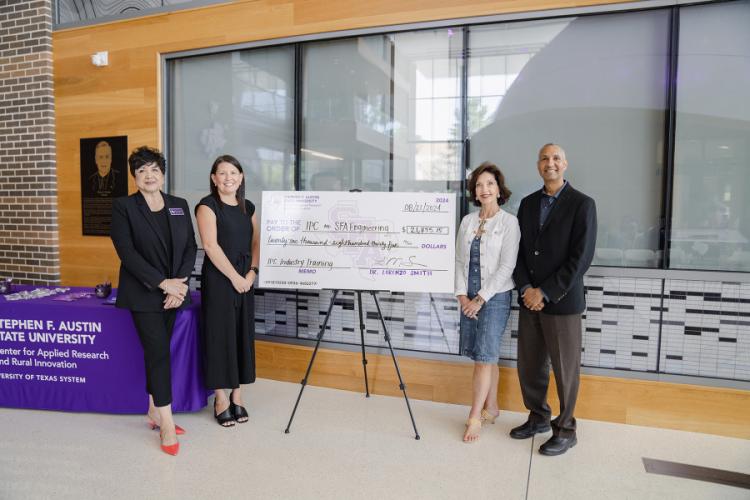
left=80, top=136, right=128, bottom=236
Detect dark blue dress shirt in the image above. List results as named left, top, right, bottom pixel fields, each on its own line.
left=540, top=180, right=568, bottom=227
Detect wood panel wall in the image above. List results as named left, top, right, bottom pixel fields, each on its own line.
left=257, top=341, right=750, bottom=439
left=53, top=0, right=629, bottom=286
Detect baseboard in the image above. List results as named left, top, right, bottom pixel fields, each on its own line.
left=256, top=340, right=750, bottom=439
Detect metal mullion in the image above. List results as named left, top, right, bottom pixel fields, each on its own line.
left=162, top=57, right=174, bottom=192
left=655, top=6, right=681, bottom=375
left=293, top=43, right=303, bottom=340
left=660, top=7, right=680, bottom=270
left=388, top=36, right=396, bottom=192
left=460, top=26, right=470, bottom=220
left=294, top=43, right=303, bottom=192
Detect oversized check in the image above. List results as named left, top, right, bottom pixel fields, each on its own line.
left=259, top=191, right=456, bottom=293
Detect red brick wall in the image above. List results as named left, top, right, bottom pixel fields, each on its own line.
left=0, top=0, right=59, bottom=284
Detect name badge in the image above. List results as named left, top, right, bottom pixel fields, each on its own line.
left=169, top=207, right=184, bottom=216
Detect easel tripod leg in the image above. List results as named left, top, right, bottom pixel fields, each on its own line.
left=284, top=290, right=339, bottom=434
left=370, top=291, right=421, bottom=440
left=356, top=291, right=370, bottom=397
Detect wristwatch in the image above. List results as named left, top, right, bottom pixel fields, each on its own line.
left=249, top=266, right=259, bottom=274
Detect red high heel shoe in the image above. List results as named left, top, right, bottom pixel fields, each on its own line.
left=160, top=433, right=180, bottom=456
left=148, top=419, right=186, bottom=435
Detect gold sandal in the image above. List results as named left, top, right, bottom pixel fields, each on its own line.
left=463, top=417, right=482, bottom=442
left=480, top=409, right=499, bottom=424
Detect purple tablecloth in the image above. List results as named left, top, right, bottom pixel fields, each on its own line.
left=0, top=286, right=208, bottom=413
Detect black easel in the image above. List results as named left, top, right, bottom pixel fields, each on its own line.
left=284, top=288, right=420, bottom=440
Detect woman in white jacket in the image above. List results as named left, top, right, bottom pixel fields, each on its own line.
left=455, top=161, right=520, bottom=442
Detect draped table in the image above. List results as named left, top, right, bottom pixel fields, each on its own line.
left=0, top=286, right=208, bottom=413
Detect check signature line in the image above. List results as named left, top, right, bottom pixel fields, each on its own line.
left=265, top=265, right=351, bottom=269
left=400, top=210, right=451, bottom=213
left=362, top=268, right=448, bottom=272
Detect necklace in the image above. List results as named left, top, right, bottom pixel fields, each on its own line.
left=476, top=208, right=498, bottom=236
left=476, top=218, right=487, bottom=236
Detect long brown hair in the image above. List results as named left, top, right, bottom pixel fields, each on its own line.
left=209, top=154, right=247, bottom=214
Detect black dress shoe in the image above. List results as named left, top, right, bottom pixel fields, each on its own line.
left=509, top=420, right=552, bottom=439
left=539, top=435, right=577, bottom=456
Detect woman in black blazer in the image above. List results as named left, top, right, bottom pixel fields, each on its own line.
left=111, top=146, right=197, bottom=456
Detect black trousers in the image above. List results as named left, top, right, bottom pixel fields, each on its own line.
left=130, top=310, right=177, bottom=408
left=517, top=308, right=582, bottom=438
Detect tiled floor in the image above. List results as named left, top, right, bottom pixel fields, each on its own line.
left=0, top=378, right=748, bottom=499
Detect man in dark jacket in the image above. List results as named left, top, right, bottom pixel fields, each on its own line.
left=511, top=143, right=597, bottom=456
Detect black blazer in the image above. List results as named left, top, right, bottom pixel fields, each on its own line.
left=513, top=183, right=597, bottom=315
left=111, top=191, right=197, bottom=312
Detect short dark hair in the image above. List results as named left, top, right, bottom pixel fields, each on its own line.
left=209, top=154, right=247, bottom=214
left=538, top=143, right=566, bottom=160
left=468, top=161, right=512, bottom=207
left=128, top=146, right=166, bottom=177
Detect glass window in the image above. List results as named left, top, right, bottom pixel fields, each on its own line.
left=468, top=11, right=670, bottom=268
left=169, top=47, right=295, bottom=213
left=301, top=29, right=464, bottom=193
left=670, top=0, right=750, bottom=272
left=300, top=30, right=464, bottom=354
left=392, top=29, right=464, bottom=192
left=301, top=37, right=391, bottom=191
left=164, top=2, right=750, bottom=375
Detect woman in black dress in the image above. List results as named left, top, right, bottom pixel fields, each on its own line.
left=111, top=146, right=197, bottom=455
left=195, top=155, right=259, bottom=427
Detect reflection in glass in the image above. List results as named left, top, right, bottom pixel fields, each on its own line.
left=301, top=29, right=463, bottom=193
left=393, top=30, right=463, bottom=190
left=670, top=1, right=750, bottom=271
left=468, top=12, right=670, bottom=268
left=170, top=47, right=295, bottom=213
left=302, top=37, right=391, bottom=191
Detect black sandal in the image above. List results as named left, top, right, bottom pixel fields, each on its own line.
left=230, top=401, right=249, bottom=423
left=214, top=402, right=235, bottom=427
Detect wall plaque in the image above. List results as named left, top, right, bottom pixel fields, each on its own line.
left=80, top=136, right=128, bottom=236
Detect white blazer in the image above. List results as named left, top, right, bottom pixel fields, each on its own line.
left=454, top=209, right=521, bottom=301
